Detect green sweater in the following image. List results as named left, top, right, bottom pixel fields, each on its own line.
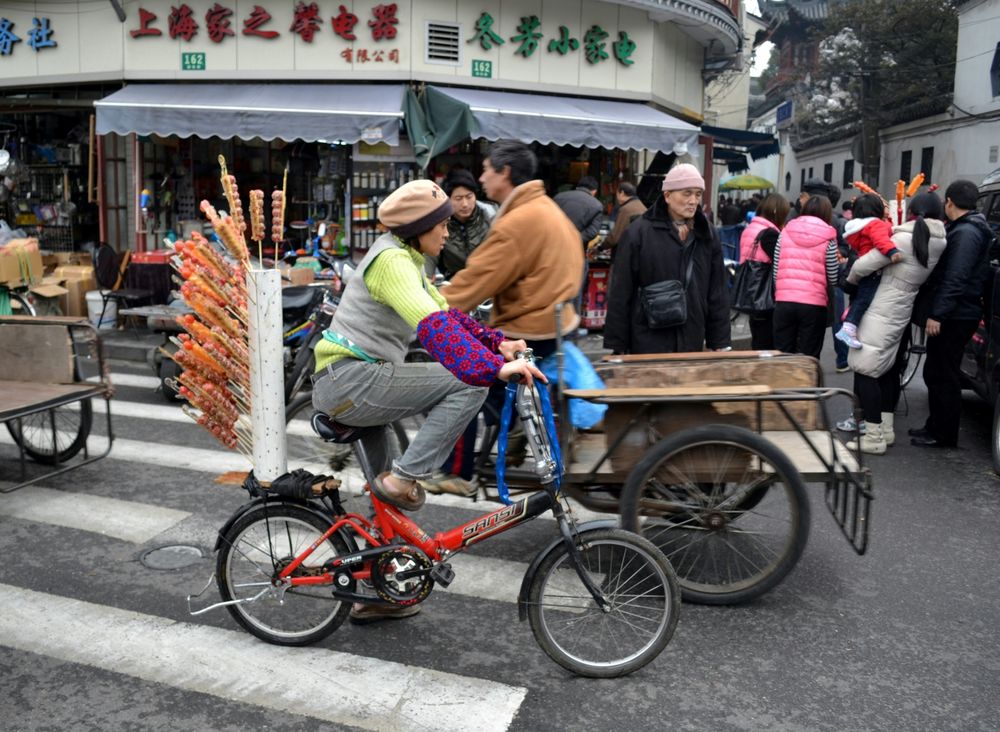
left=314, top=245, right=448, bottom=371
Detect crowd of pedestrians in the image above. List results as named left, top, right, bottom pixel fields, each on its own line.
left=634, top=174, right=994, bottom=455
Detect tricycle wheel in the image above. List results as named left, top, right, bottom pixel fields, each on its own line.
left=6, top=398, right=93, bottom=465
left=620, top=425, right=810, bottom=605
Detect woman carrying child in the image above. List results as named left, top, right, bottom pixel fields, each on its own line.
left=834, top=193, right=904, bottom=349
left=845, top=192, right=948, bottom=453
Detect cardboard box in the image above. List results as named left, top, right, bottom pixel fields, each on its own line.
left=59, top=278, right=96, bottom=317
left=0, top=239, right=44, bottom=286
left=280, top=265, right=315, bottom=286
left=51, top=264, right=97, bottom=317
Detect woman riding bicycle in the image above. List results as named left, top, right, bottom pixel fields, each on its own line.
left=311, top=179, right=544, bottom=513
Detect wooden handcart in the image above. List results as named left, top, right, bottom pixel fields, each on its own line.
left=0, top=316, right=114, bottom=492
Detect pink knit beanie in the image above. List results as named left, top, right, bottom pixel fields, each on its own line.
left=662, top=163, right=705, bottom=192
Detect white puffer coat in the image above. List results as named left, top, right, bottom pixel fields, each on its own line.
left=847, top=218, right=948, bottom=377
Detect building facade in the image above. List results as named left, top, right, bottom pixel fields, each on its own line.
left=0, top=0, right=746, bottom=255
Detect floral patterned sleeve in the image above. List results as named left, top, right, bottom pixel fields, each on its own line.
left=447, top=308, right=505, bottom=352
left=416, top=311, right=504, bottom=387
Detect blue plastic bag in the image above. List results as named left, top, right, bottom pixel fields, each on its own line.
left=540, top=342, right=607, bottom=430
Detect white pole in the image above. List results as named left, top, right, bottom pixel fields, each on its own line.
left=245, top=268, right=287, bottom=482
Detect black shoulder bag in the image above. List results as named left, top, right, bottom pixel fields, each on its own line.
left=731, top=234, right=775, bottom=315
left=640, top=251, right=695, bottom=329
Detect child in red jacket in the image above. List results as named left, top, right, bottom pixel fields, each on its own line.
left=835, top=193, right=903, bottom=349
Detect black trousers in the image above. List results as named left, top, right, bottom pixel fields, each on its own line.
left=773, top=302, right=827, bottom=358
left=853, top=325, right=909, bottom=423
left=749, top=312, right=775, bottom=350
left=922, top=319, right=979, bottom=445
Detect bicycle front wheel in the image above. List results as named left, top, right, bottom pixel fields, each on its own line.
left=216, top=503, right=352, bottom=646
left=526, top=528, right=680, bottom=678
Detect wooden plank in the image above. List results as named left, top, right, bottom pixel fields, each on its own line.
left=564, top=385, right=772, bottom=401
left=0, top=315, right=89, bottom=326
left=761, top=430, right=861, bottom=479
left=0, top=381, right=104, bottom=421
left=602, top=350, right=792, bottom=363
left=0, top=322, right=76, bottom=383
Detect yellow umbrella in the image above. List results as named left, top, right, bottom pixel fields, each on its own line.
left=718, top=174, right=775, bottom=191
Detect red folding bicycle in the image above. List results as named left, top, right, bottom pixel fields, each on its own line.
left=198, top=352, right=680, bottom=678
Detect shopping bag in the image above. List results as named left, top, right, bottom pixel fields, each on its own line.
left=540, top=342, right=607, bottom=430
left=731, top=259, right=774, bottom=314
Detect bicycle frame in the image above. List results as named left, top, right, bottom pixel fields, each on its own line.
left=276, top=485, right=557, bottom=591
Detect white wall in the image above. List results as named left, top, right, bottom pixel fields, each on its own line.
left=953, top=0, right=1000, bottom=114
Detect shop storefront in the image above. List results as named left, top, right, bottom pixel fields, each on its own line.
left=0, top=0, right=743, bottom=305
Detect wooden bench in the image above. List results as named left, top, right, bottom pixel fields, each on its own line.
left=0, top=316, right=113, bottom=492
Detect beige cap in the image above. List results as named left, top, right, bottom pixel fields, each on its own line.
left=377, top=179, right=453, bottom=238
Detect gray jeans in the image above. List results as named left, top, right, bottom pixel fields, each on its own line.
left=311, top=359, right=487, bottom=481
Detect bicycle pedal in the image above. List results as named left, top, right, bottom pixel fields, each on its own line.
left=429, top=562, right=455, bottom=587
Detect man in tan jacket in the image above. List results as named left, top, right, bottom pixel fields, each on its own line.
left=602, top=182, right=646, bottom=259
left=441, top=139, right=583, bottom=347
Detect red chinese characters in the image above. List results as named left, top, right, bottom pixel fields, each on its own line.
left=242, top=5, right=278, bottom=39
left=368, top=3, right=398, bottom=41
left=331, top=5, right=358, bottom=41
left=205, top=3, right=234, bottom=43
left=169, top=4, right=198, bottom=41
left=290, top=1, right=322, bottom=42
left=130, top=8, right=162, bottom=38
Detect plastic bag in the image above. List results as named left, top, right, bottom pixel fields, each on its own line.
left=540, top=342, right=607, bottom=430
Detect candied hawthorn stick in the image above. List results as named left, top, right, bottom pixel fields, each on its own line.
left=906, top=173, right=926, bottom=197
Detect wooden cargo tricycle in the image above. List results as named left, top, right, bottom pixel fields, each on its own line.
left=463, top=347, right=874, bottom=606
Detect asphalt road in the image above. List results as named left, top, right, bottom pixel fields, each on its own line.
left=1, top=348, right=997, bottom=732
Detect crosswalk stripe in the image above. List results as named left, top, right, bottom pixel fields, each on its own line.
left=88, top=372, right=163, bottom=390
left=0, top=584, right=527, bottom=732
left=0, top=485, right=189, bottom=543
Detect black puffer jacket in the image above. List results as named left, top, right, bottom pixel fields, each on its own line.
left=553, top=187, right=603, bottom=244
left=603, top=197, right=731, bottom=354
left=927, top=211, right=995, bottom=321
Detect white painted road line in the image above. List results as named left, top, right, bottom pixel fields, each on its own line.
left=0, top=485, right=189, bottom=544
left=88, top=372, right=163, bottom=390
left=0, top=584, right=527, bottom=732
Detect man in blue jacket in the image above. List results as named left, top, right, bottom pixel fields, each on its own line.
left=911, top=179, right=996, bottom=448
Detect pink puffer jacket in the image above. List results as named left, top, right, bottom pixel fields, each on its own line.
left=774, top=215, right=836, bottom=307
left=739, top=216, right=778, bottom=263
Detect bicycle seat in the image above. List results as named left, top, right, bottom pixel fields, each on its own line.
left=310, top=412, right=381, bottom=444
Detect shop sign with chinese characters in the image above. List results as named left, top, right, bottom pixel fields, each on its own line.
left=126, top=2, right=403, bottom=66
left=467, top=11, right=637, bottom=67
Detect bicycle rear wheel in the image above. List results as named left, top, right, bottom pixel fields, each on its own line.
left=526, top=528, right=680, bottom=678
left=216, top=503, right=352, bottom=646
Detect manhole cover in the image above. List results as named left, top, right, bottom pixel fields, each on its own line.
left=141, top=544, right=204, bottom=570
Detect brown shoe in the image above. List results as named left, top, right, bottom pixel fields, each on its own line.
left=349, top=602, right=421, bottom=625
left=371, top=472, right=426, bottom=511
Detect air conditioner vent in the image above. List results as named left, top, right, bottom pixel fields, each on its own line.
left=426, top=22, right=461, bottom=65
